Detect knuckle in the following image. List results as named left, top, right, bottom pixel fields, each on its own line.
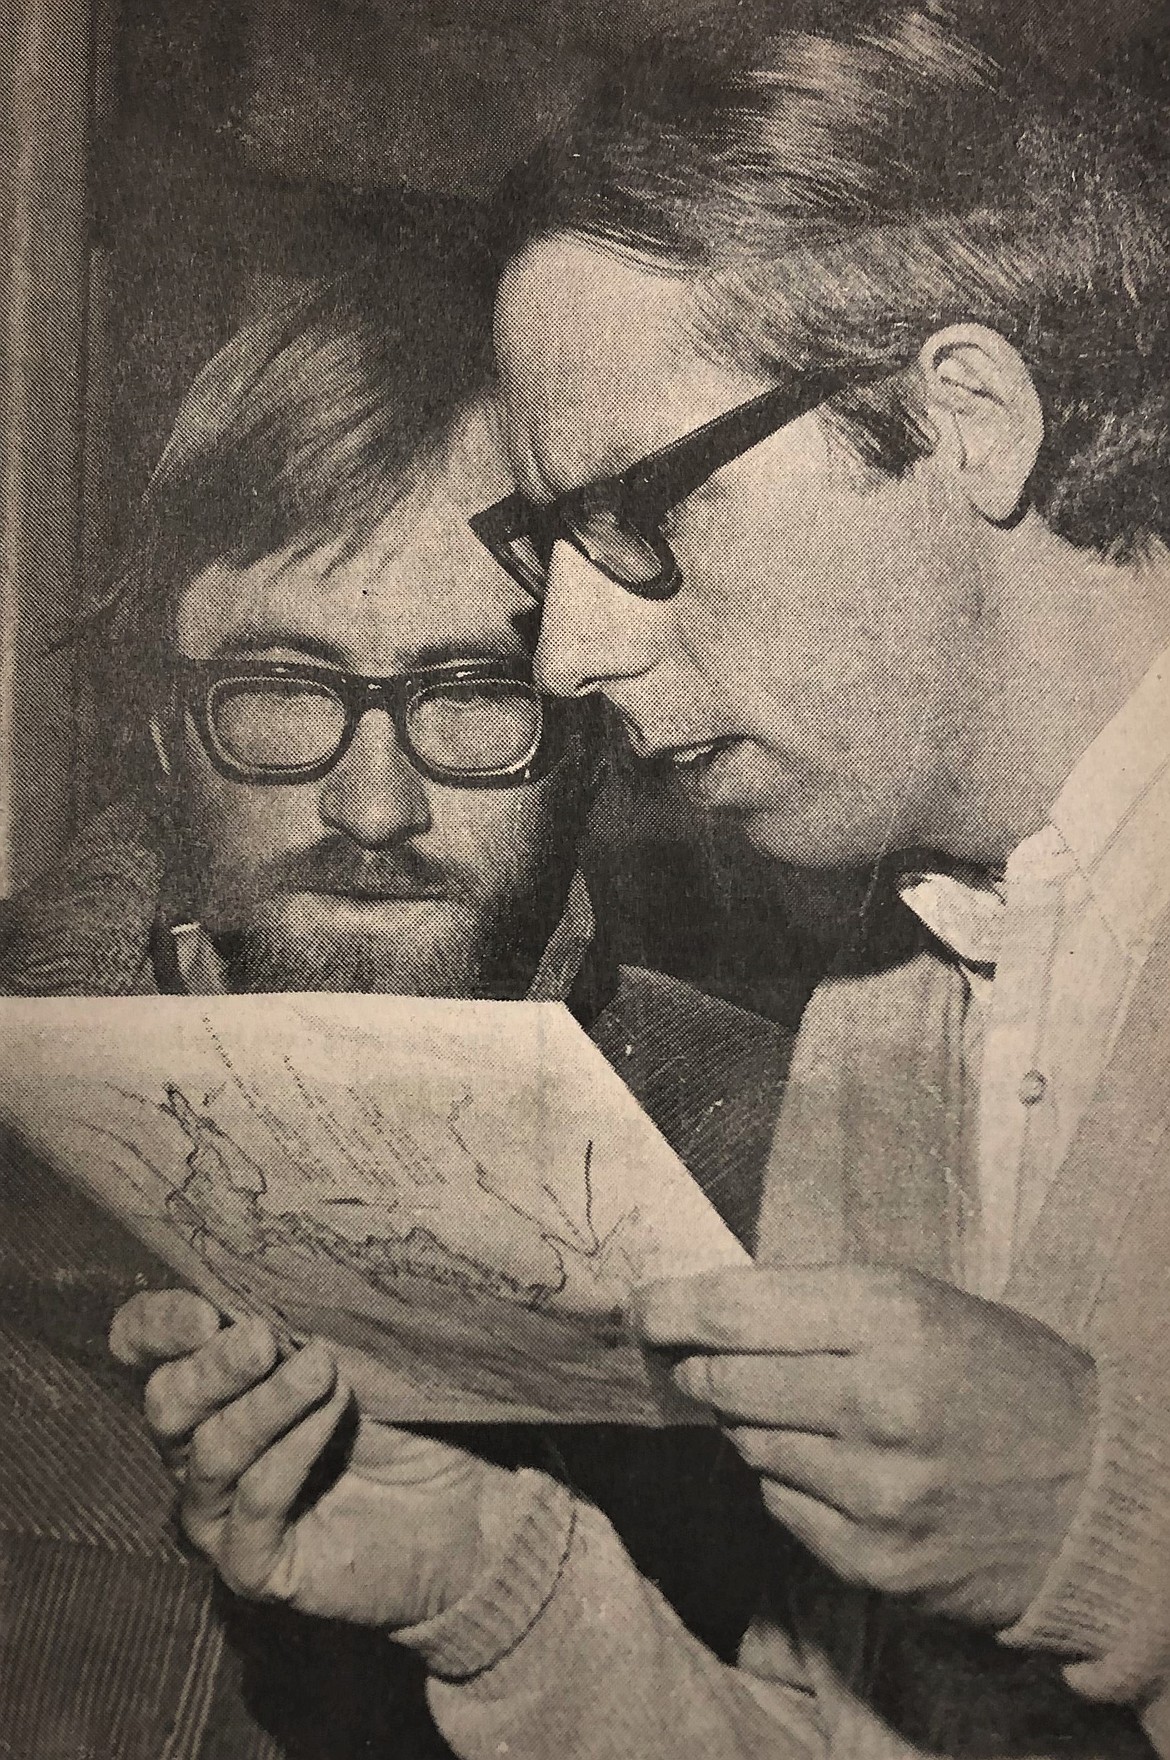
left=698, top=1271, right=783, bottom=1348
left=675, top=1353, right=715, bottom=1406
left=178, top=1504, right=216, bottom=1559
left=864, top=1460, right=935, bottom=1525
left=867, top=1268, right=928, bottom=1338
left=224, top=1317, right=277, bottom=1376
left=774, top=1505, right=867, bottom=1585
left=188, top=1420, right=231, bottom=1484
left=234, top=1465, right=277, bottom=1524
left=729, top=1425, right=776, bottom=1472
left=693, top=1294, right=743, bottom=1349
left=825, top=1545, right=871, bottom=1589
left=760, top=1478, right=803, bottom=1533
left=856, top=1471, right=909, bottom=1525
left=111, top=1290, right=217, bottom=1366
left=866, top=1265, right=913, bottom=1309
left=170, top=1348, right=215, bottom=1413
left=215, top=1541, right=265, bottom=1600
left=143, top=1366, right=186, bottom=1441
left=107, top=1293, right=147, bottom=1362
left=855, top=1537, right=923, bottom=1597
left=863, top=1376, right=928, bottom=1446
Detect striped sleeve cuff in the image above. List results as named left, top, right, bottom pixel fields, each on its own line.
left=1000, top=1360, right=1170, bottom=1704
left=392, top=1469, right=577, bottom=1682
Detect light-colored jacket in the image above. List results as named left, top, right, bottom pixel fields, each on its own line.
left=414, top=930, right=1170, bottom=1759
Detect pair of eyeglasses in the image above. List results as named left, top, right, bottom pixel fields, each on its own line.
left=173, top=655, right=567, bottom=789
left=469, top=364, right=880, bottom=599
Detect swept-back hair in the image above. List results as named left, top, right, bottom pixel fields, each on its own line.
left=94, top=254, right=497, bottom=694
left=528, top=5, right=1170, bottom=558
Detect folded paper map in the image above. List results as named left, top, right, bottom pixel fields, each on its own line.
left=0, top=994, right=748, bottom=1423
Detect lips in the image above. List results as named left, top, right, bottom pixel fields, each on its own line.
left=262, top=839, right=460, bottom=904
left=645, top=735, right=744, bottom=776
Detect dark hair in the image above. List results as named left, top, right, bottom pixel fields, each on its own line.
left=527, top=6, right=1170, bottom=558
left=94, top=254, right=497, bottom=674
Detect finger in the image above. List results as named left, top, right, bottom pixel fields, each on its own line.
left=143, top=1316, right=280, bottom=1446
left=109, top=1289, right=223, bottom=1368
left=672, top=1351, right=856, bottom=1434
left=759, top=1480, right=927, bottom=1597
left=213, top=1384, right=355, bottom=1598
left=182, top=1341, right=338, bottom=1530
left=757, top=1478, right=872, bottom=1584
left=632, top=1266, right=872, bottom=1353
left=728, top=1428, right=931, bottom=1529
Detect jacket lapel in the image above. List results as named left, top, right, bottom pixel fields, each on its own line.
left=757, top=946, right=967, bottom=1277
left=1004, top=925, right=1170, bottom=1343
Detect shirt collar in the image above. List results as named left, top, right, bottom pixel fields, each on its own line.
left=898, top=644, right=1170, bottom=971
left=896, top=865, right=1006, bottom=986
left=1049, top=647, right=1170, bottom=866
left=157, top=870, right=599, bottom=1007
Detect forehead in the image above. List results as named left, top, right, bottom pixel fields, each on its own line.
left=176, top=403, right=534, bottom=668
left=495, top=234, right=767, bottom=498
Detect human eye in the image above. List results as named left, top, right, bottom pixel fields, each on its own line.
left=209, top=674, right=346, bottom=770
left=408, top=679, right=542, bottom=775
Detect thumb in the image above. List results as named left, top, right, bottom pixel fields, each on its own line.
left=215, top=1382, right=354, bottom=1601
left=110, top=1289, right=224, bottom=1368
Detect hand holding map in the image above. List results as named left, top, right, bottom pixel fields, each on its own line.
left=0, top=994, right=748, bottom=1422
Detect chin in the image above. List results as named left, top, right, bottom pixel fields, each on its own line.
left=221, top=894, right=541, bottom=999
left=738, top=802, right=899, bottom=871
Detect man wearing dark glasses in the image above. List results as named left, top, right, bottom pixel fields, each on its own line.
left=89, top=18, right=1169, bottom=1760
left=460, top=13, right=1170, bottom=1760
left=0, top=263, right=787, bottom=1760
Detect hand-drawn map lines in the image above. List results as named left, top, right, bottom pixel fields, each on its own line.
left=75, top=1014, right=646, bottom=1317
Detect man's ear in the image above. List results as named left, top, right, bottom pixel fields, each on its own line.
left=916, top=325, right=1044, bottom=523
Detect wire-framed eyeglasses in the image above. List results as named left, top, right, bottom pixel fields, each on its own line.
left=469, top=364, right=878, bottom=600
left=173, top=654, right=568, bottom=789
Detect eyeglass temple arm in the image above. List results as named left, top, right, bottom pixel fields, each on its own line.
left=620, top=365, right=889, bottom=512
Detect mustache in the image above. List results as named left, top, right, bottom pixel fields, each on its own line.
left=251, top=837, right=474, bottom=904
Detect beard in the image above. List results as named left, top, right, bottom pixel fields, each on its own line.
left=208, top=836, right=563, bottom=998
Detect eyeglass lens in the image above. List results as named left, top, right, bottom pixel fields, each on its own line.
left=565, top=507, right=665, bottom=586
left=212, top=679, right=346, bottom=770
left=408, top=682, right=542, bottom=773
left=500, top=508, right=664, bottom=591
left=207, top=676, right=544, bottom=777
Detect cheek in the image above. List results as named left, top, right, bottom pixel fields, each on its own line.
left=179, top=757, right=321, bottom=895
left=673, top=482, right=936, bottom=739
left=433, top=789, right=561, bottom=891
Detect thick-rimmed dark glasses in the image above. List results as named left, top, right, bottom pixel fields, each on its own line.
left=174, top=655, right=568, bottom=789
left=469, top=364, right=880, bottom=599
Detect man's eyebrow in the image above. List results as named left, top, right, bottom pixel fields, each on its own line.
left=402, top=642, right=526, bottom=671
left=210, top=633, right=350, bottom=667
left=520, top=420, right=649, bottom=504
left=212, top=635, right=526, bottom=674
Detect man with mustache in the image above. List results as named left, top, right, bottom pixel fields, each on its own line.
left=120, top=11, right=1170, bottom=1760
left=0, top=258, right=785, bottom=1759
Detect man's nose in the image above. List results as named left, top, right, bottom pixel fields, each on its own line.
left=534, top=540, right=666, bottom=698
left=318, top=709, right=432, bottom=846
